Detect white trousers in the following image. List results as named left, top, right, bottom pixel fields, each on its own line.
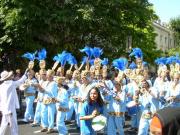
left=0, top=111, right=18, bottom=135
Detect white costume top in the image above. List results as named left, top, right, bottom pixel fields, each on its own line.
left=0, top=75, right=26, bottom=115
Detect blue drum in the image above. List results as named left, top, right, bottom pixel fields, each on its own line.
left=126, top=101, right=139, bottom=115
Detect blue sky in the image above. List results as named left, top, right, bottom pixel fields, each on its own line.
left=149, top=0, right=180, bottom=23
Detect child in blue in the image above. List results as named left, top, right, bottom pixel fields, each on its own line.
left=80, top=87, right=104, bottom=135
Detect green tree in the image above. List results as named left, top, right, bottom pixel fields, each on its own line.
left=166, top=16, right=180, bottom=56
left=0, top=0, right=160, bottom=68
left=170, top=16, right=180, bottom=46
left=168, top=47, right=180, bottom=56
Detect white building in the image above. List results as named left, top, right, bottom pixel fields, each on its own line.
left=153, top=21, right=176, bottom=52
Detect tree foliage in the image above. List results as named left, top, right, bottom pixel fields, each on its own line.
left=0, top=0, right=160, bottom=69
left=170, top=16, right=180, bottom=46
left=168, top=47, right=180, bottom=56
left=166, top=16, right=180, bottom=57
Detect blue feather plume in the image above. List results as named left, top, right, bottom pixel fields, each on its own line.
left=129, top=62, right=137, bottom=69
left=166, top=56, right=178, bottom=65
left=22, top=51, right=36, bottom=61
left=81, top=56, right=88, bottom=64
left=89, top=59, right=95, bottom=66
left=53, top=51, right=70, bottom=66
left=67, top=54, right=77, bottom=65
left=60, top=51, right=71, bottom=66
left=92, top=47, right=103, bottom=58
left=155, top=57, right=167, bottom=65
left=101, top=58, right=108, bottom=66
left=37, top=48, right=47, bottom=61
left=143, top=61, right=148, bottom=67
left=80, top=46, right=93, bottom=58
left=112, top=58, right=128, bottom=71
left=129, top=48, right=143, bottom=59
left=176, top=59, right=180, bottom=64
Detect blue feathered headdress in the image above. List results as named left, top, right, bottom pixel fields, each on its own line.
left=129, top=62, right=137, bottom=69
left=143, top=61, right=148, bottom=67
left=81, top=56, right=88, bottom=64
left=101, top=58, right=108, bottom=66
left=89, top=59, right=95, bottom=66
left=129, top=48, right=143, bottom=59
left=176, top=59, right=180, bottom=64
left=92, top=47, right=103, bottom=58
left=22, top=51, right=36, bottom=61
left=166, top=56, right=178, bottom=65
left=53, top=51, right=70, bottom=66
left=80, top=46, right=93, bottom=58
left=67, top=54, right=77, bottom=65
left=155, top=57, right=167, bottom=65
left=36, top=48, right=47, bottom=61
left=112, top=58, right=128, bottom=71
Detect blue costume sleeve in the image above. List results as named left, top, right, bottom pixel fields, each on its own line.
left=80, top=102, right=88, bottom=117
left=44, top=82, right=58, bottom=98
left=99, top=106, right=104, bottom=114
left=57, top=90, right=68, bottom=107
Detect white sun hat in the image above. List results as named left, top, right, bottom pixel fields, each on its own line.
left=0, top=70, right=13, bottom=81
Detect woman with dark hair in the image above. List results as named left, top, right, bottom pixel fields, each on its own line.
left=80, top=87, right=104, bottom=135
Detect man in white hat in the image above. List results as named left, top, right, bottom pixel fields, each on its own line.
left=0, top=69, right=28, bottom=135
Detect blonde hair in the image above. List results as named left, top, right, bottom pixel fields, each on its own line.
left=47, top=69, right=55, bottom=76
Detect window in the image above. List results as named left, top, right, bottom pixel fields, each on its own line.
left=160, top=35, right=163, bottom=42
left=170, top=39, right=172, bottom=47
left=165, top=37, right=167, bottom=44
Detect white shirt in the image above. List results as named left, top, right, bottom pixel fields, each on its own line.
left=0, top=75, right=26, bottom=114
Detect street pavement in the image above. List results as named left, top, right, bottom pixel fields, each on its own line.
left=4, top=116, right=137, bottom=135
left=2, top=107, right=137, bottom=135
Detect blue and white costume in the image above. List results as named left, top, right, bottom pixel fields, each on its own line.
left=24, top=78, right=38, bottom=122
left=56, top=86, right=69, bottom=135
left=127, top=80, right=141, bottom=129
left=33, top=80, right=46, bottom=125
left=78, top=83, right=96, bottom=114
left=41, top=81, right=58, bottom=130
left=80, top=101, right=103, bottom=135
left=137, top=87, right=159, bottom=135
left=66, top=79, right=81, bottom=126
left=166, top=81, right=180, bottom=107
left=153, top=77, right=169, bottom=109
left=105, top=88, right=126, bottom=135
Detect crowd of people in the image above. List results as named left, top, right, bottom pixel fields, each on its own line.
left=0, top=47, right=180, bottom=135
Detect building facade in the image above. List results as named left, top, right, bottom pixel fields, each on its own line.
left=153, top=21, right=176, bottom=52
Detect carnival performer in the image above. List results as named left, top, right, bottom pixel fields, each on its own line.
left=103, top=80, right=126, bottom=135
left=128, top=48, right=144, bottom=100
left=56, top=76, right=69, bottom=135
left=126, top=74, right=142, bottom=132
left=35, top=69, right=58, bottom=133
left=0, top=69, right=28, bottom=135
left=100, top=65, right=114, bottom=117
left=165, top=72, right=180, bottom=108
left=80, top=87, right=104, bottom=135
left=77, top=70, right=96, bottom=112
left=137, top=76, right=159, bottom=135
left=22, top=69, right=38, bottom=122
left=65, top=70, right=74, bottom=123
left=31, top=69, right=47, bottom=127
left=66, top=70, right=81, bottom=128
left=153, top=67, right=169, bottom=109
